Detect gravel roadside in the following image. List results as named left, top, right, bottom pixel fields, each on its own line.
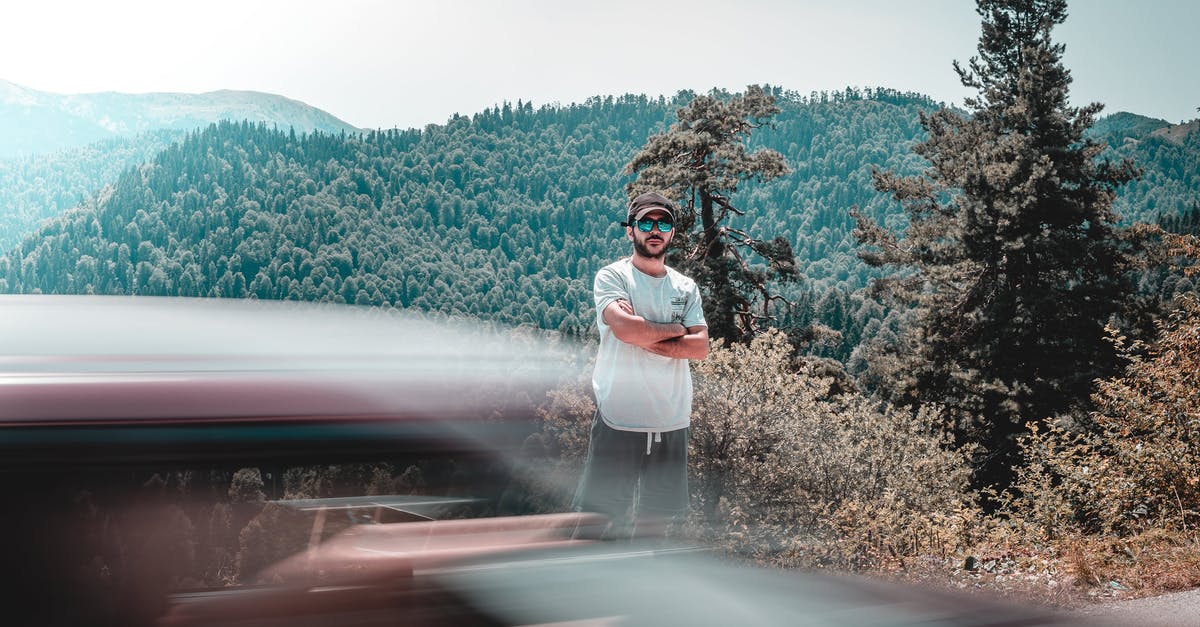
left=1073, top=588, right=1200, bottom=626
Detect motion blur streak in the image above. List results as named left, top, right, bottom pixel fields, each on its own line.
left=0, top=296, right=1084, bottom=626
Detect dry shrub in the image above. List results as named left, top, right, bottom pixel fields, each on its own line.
left=537, top=368, right=595, bottom=464
left=1055, top=531, right=1200, bottom=595
left=988, top=235, right=1200, bottom=595
left=235, top=503, right=311, bottom=583
left=827, top=492, right=980, bottom=572
left=997, top=423, right=1096, bottom=541
left=686, top=329, right=976, bottom=569
left=1003, top=293, right=1200, bottom=539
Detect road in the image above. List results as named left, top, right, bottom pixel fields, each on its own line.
left=1076, top=588, right=1200, bottom=626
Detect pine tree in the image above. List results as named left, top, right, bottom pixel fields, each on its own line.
left=853, top=0, right=1142, bottom=489
left=625, top=85, right=796, bottom=344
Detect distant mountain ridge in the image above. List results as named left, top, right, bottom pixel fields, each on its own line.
left=2, top=88, right=1195, bottom=360
left=0, top=80, right=362, bottom=158
left=1152, top=119, right=1200, bottom=145
left=1088, top=111, right=1172, bottom=144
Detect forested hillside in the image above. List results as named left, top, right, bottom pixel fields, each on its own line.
left=0, top=130, right=186, bottom=250
left=0, top=97, right=678, bottom=335
left=1103, top=120, right=1200, bottom=228
left=2, top=87, right=1196, bottom=355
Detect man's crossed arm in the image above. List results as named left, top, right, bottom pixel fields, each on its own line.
left=602, top=299, right=708, bottom=360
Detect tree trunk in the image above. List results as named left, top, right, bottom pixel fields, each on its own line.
left=700, top=191, right=735, bottom=341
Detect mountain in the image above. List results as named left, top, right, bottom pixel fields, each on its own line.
left=1088, top=111, right=1171, bottom=146
left=1, top=88, right=1196, bottom=359
left=0, top=80, right=362, bottom=158
left=1086, top=111, right=1199, bottom=149
left=0, top=89, right=940, bottom=340
left=0, top=97, right=681, bottom=335
left=1086, top=113, right=1200, bottom=226
left=1151, top=119, right=1200, bottom=145
left=0, top=80, right=365, bottom=250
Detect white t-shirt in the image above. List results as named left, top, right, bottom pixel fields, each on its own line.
left=592, top=258, right=707, bottom=431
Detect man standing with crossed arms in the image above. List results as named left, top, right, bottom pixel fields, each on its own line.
left=573, top=191, right=709, bottom=539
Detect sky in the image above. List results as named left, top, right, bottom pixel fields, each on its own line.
left=2, top=0, right=1196, bottom=130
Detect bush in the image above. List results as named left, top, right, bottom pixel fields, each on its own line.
left=686, top=330, right=975, bottom=569
left=999, top=236, right=1200, bottom=539
left=1005, top=292, right=1200, bottom=538
left=534, top=330, right=975, bottom=570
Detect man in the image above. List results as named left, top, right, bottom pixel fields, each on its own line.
left=573, top=191, right=708, bottom=539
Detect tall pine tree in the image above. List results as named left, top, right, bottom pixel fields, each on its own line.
left=854, top=0, right=1142, bottom=489
left=625, top=86, right=796, bottom=344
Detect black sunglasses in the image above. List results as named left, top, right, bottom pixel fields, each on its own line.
left=633, top=218, right=674, bottom=233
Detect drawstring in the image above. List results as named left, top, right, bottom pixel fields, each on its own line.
left=645, top=431, right=662, bottom=455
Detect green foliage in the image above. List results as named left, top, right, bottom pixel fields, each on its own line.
left=0, top=90, right=961, bottom=355
left=1095, top=119, right=1200, bottom=288
left=1, top=87, right=1195, bottom=366
left=854, top=0, right=1147, bottom=489
left=1159, top=201, right=1200, bottom=236
left=0, top=129, right=185, bottom=251
left=626, top=86, right=796, bottom=343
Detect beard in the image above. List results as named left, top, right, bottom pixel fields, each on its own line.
left=633, top=235, right=668, bottom=259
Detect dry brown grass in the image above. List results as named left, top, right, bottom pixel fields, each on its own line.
left=1066, top=531, right=1200, bottom=596
left=856, top=530, right=1200, bottom=611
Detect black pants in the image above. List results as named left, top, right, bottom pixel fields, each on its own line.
left=572, top=414, right=689, bottom=538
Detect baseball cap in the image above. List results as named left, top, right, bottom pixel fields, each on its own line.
left=626, top=192, right=677, bottom=224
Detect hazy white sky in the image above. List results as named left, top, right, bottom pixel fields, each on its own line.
left=2, top=0, right=1196, bottom=130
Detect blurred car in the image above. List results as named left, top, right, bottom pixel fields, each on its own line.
left=0, top=295, right=1083, bottom=627
left=0, top=295, right=585, bottom=626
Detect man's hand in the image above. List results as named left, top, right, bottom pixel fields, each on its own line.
left=603, top=299, right=707, bottom=359
left=645, top=325, right=709, bottom=360
left=603, top=299, right=686, bottom=348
